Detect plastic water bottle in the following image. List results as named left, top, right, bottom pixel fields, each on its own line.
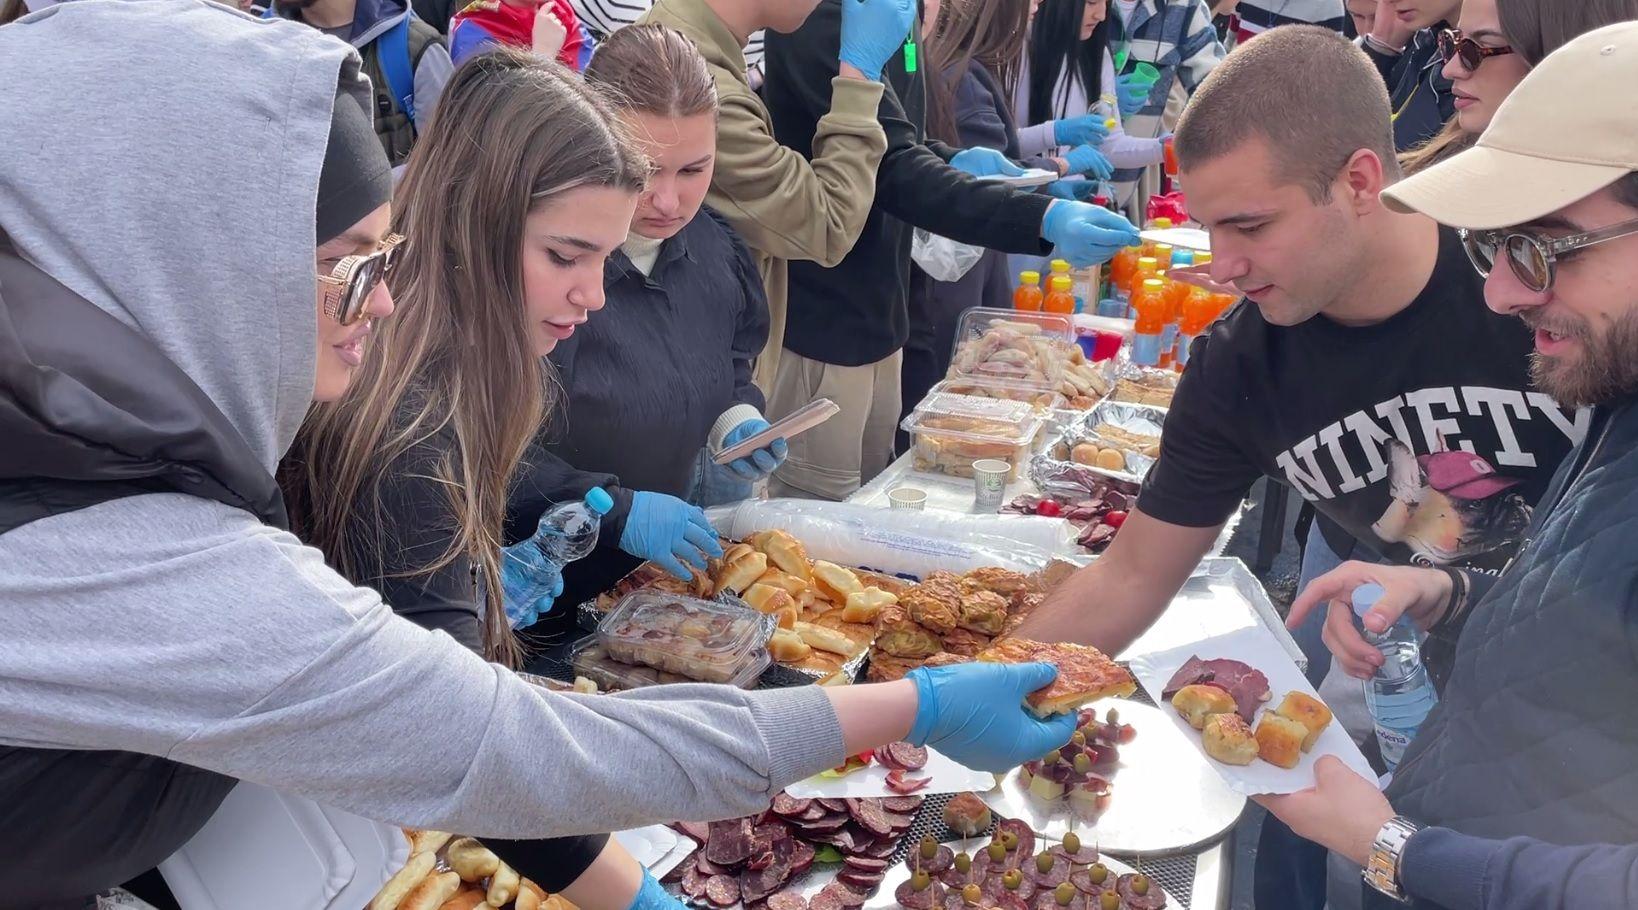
left=1353, top=583, right=1439, bottom=771
left=500, top=487, right=614, bottom=625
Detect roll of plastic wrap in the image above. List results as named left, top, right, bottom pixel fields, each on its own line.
left=705, top=499, right=1072, bottom=579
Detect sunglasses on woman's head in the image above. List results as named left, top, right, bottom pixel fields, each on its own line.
left=318, top=234, right=404, bottom=326
left=1437, top=28, right=1514, bottom=72
left=1458, top=218, right=1638, bottom=293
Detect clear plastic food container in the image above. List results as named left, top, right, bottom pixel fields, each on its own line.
left=568, top=637, right=712, bottom=691
left=931, top=377, right=1067, bottom=413
left=900, top=392, right=1045, bottom=481
left=947, top=308, right=1076, bottom=391
left=596, top=592, right=774, bottom=685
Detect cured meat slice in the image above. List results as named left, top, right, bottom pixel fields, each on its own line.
left=817, top=799, right=849, bottom=813
left=881, top=810, right=914, bottom=830
left=1048, top=844, right=1099, bottom=867
left=682, top=866, right=709, bottom=900
left=982, top=874, right=1036, bottom=904
left=773, top=793, right=813, bottom=817
left=844, top=856, right=891, bottom=873
left=662, top=857, right=692, bottom=884
left=799, top=803, right=833, bottom=822
left=885, top=742, right=929, bottom=771
left=847, top=798, right=892, bottom=836
left=1068, top=869, right=1111, bottom=897
left=1115, top=874, right=1165, bottom=910
left=1161, top=655, right=1271, bottom=721
left=676, top=821, right=712, bottom=843
left=1033, top=890, right=1083, bottom=910
left=885, top=769, right=932, bottom=794
left=895, top=880, right=943, bottom=910
left=809, top=887, right=845, bottom=910
left=824, top=882, right=872, bottom=908
left=768, top=891, right=809, bottom=910
left=706, top=819, right=755, bottom=866
left=903, top=845, right=954, bottom=876
left=837, top=869, right=885, bottom=891
left=752, top=822, right=790, bottom=857
left=1025, top=856, right=1071, bottom=888
left=858, top=837, right=900, bottom=859
left=881, top=797, right=926, bottom=813
left=788, top=840, right=817, bottom=876
left=997, top=819, right=1036, bottom=861
left=799, top=814, right=850, bottom=833
left=991, top=892, right=1031, bottom=910
left=705, top=875, right=741, bottom=907
left=696, top=855, right=732, bottom=877
left=746, top=852, right=776, bottom=872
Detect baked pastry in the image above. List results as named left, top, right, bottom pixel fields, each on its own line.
left=842, top=587, right=897, bottom=624
left=1254, top=713, right=1308, bottom=769
left=714, top=549, right=768, bottom=596
left=755, top=529, right=813, bottom=583
left=943, top=792, right=994, bottom=837
left=812, top=560, right=865, bottom=602
left=960, top=567, right=1032, bottom=601
left=754, top=568, right=809, bottom=597
left=901, top=583, right=961, bottom=635
left=921, top=651, right=968, bottom=669
left=976, top=638, right=1136, bottom=716
left=866, top=652, right=922, bottom=683
left=768, top=628, right=813, bottom=662
left=957, top=589, right=1009, bottom=635
left=875, top=604, right=944, bottom=659
left=743, top=583, right=798, bottom=627
left=1201, top=713, right=1258, bottom=765
left=858, top=571, right=916, bottom=599
left=1170, top=683, right=1238, bottom=730
left=939, top=626, right=991, bottom=658
left=794, top=620, right=859, bottom=657
left=1273, top=691, right=1333, bottom=752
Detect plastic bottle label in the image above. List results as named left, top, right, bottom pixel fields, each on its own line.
left=1160, top=323, right=1179, bottom=353
left=1130, top=333, right=1163, bottom=366
left=1366, top=686, right=1437, bottom=770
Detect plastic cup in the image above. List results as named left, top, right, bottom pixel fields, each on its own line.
left=889, top=487, right=928, bottom=510
left=972, top=460, right=1011, bottom=513
left=1130, top=62, right=1161, bottom=86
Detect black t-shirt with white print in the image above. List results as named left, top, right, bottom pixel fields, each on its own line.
left=1139, top=227, right=1588, bottom=579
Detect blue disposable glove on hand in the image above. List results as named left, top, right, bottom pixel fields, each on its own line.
left=721, top=418, right=788, bottom=481
left=1053, top=113, right=1110, bottom=147
left=1117, top=72, right=1152, bottom=116
left=904, top=661, right=1079, bottom=772
left=619, top=491, right=724, bottom=580
left=1062, top=144, right=1115, bottom=181
left=1041, top=200, right=1140, bottom=268
left=499, top=539, right=566, bottom=629
left=628, top=869, right=689, bottom=910
left=839, top=0, right=918, bottom=80
left=950, top=147, right=1026, bottom=178
left=502, top=565, right=562, bottom=629
left=1045, top=179, right=1098, bottom=201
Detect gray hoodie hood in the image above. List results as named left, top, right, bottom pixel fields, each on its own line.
left=0, top=0, right=367, bottom=470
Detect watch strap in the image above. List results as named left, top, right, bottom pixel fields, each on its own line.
left=1363, top=816, right=1422, bottom=902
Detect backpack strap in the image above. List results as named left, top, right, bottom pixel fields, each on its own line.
left=377, top=15, right=417, bottom=130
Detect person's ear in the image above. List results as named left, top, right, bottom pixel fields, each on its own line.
left=1339, top=148, right=1387, bottom=215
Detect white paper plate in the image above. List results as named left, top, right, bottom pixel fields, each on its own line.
left=615, top=825, right=682, bottom=870
left=980, top=168, right=1061, bottom=188
left=1137, top=227, right=1209, bottom=252
left=1127, top=625, right=1374, bottom=796
left=785, top=747, right=995, bottom=799
left=861, top=837, right=1170, bottom=910
left=979, top=699, right=1243, bottom=857
left=649, top=833, right=699, bottom=881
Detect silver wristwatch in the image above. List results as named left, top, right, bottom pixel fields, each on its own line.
left=1363, top=816, right=1423, bottom=902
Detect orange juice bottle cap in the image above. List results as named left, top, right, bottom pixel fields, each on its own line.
left=1020, top=270, right=1041, bottom=284
left=1050, top=259, right=1071, bottom=273
left=1142, top=278, right=1165, bottom=291
left=1050, top=276, right=1073, bottom=291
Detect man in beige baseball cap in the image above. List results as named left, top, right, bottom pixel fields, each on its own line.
left=1250, top=20, right=1638, bottom=910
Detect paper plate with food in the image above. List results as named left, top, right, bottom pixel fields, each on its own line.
left=1127, top=625, right=1373, bottom=795
left=861, top=833, right=1174, bottom=910
left=785, top=740, right=996, bottom=800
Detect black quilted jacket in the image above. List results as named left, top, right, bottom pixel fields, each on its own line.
left=1343, top=397, right=1638, bottom=910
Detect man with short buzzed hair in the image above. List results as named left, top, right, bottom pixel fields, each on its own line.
left=1012, top=26, right=1582, bottom=908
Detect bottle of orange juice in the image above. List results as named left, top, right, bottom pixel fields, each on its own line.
left=1043, top=275, right=1076, bottom=315
left=1159, top=250, right=1195, bottom=366
left=1130, top=278, right=1168, bottom=367
left=1127, top=256, right=1161, bottom=303
left=1174, top=285, right=1218, bottom=371
left=1107, top=245, right=1140, bottom=304
left=1014, top=270, right=1043, bottom=311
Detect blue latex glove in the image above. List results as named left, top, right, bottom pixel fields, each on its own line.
left=1041, top=200, right=1140, bottom=268
left=1117, top=72, right=1152, bottom=116
left=721, top=418, right=788, bottom=481
left=499, top=540, right=565, bottom=629
left=619, top=491, right=724, bottom=580
left=1062, top=144, right=1115, bottom=181
left=1053, top=113, right=1110, bottom=147
left=839, top=0, right=918, bottom=80
left=627, top=869, right=689, bottom=910
left=949, top=147, right=1026, bottom=178
left=1045, top=179, right=1097, bottom=201
left=502, top=564, right=562, bottom=629
left=904, top=662, right=1079, bottom=772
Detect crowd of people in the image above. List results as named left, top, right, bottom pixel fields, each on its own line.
left=1, top=0, right=1636, bottom=907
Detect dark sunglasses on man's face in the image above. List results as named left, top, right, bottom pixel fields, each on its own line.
left=318, top=234, right=404, bottom=326
left=1437, top=28, right=1514, bottom=72
left=1459, top=218, right=1638, bottom=293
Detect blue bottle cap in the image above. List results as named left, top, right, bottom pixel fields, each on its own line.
left=1351, top=583, right=1386, bottom=618
left=1170, top=249, right=1195, bottom=268
left=584, top=487, right=615, bottom=516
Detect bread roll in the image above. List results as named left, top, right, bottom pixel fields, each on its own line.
left=408, top=829, right=452, bottom=857
left=1094, top=449, right=1125, bottom=470
left=1071, top=443, right=1100, bottom=466
left=439, top=890, right=488, bottom=910
left=754, top=568, right=811, bottom=599
left=842, top=587, right=896, bottom=623
left=812, top=560, right=865, bottom=602
left=757, top=530, right=813, bottom=582
left=1254, top=714, right=1308, bottom=769
left=487, top=863, right=521, bottom=907
left=769, top=628, right=813, bottom=662
left=795, top=620, right=858, bottom=656
left=1201, top=713, right=1258, bottom=766
left=744, top=583, right=798, bottom=617
left=714, top=549, right=768, bottom=595
left=514, top=881, right=548, bottom=910
left=371, top=851, right=436, bottom=910
left=446, top=836, right=501, bottom=882
left=1171, top=684, right=1238, bottom=730
left=1273, top=691, right=1333, bottom=751
left=401, top=872, right=462, bottom=910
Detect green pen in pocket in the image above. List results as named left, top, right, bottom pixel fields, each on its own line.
left=904, top=34, right=918, bottom=72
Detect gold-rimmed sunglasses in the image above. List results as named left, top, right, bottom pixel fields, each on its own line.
left=318, top=233, right=404, bottom=325
left=1459, top=217, right=1638, bottom=292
